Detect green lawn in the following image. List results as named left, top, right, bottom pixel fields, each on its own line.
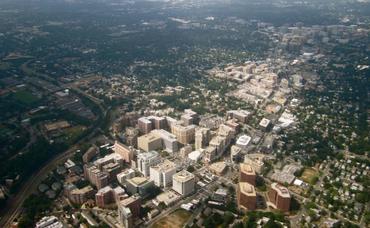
left=13, top=90, right=39, bottom=104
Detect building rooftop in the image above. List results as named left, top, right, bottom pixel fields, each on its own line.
left=240, top=163, right=256, bottom=175
left=239, top=182, right=256, bottom=196
left=151, top=160, right=176, bottom=173
left=173, top=170, right=195, bottom=183
left=271, top=182, right=291, bottom=198
left=138, top=132, right=161, bottom=142
left=151, top=129, right=177, bottom=142
left=127, top=177, right=150, bottom=186
left=137, top=151, right=159, bottom=160
left=236, top=135, right=251, bottom=146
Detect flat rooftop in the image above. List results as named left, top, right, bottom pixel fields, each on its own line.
left=239, top=182, right=256, bottom=196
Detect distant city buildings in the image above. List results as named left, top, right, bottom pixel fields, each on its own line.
left=171, top=124, right=196, bottom=145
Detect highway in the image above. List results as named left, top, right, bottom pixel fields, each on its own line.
left=0, top=64, right=106, bottom=227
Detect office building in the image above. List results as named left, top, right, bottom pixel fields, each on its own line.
left=227, top=110, right=251, bottom=123
left=195, top=128, right=211, bottom=150
left=137, top=133, right=162, bottom=152
left=236, top=135, right=251, bottom=150
left=267, top=182, right=291, bottom=212
left=84, top=164, right=109, bottom=190
left=137, top=151, right=160, bottom=177
left=117, top=169, right=135, bottom=186
left=113, top=141, right=135, bottom=163
left=240, top=163, right=256, bottom=186
left=126, top=177, right=154, bottom=196
left=172, top=170, right=195, bottom=196
left=151, top=129, right=178, bottom=153
left=237, top=182, right=257, bottom=211
left=138, top=117, right=153, bottom=134
left=150, top=160, right=176, bottom=188
left=119, top=194, right=141, bottom=218
left=118, top=206, right=133, bottom=228
left=171, top=124, right=196, bottom=145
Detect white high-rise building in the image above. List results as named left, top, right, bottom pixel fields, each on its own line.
left=118, top=205, right=133, bottom=228
left=137, top=151, right=160, bottom=177
left=150, top=160, right=176, bottom=188
left=172, top=170, right=195, bottom=196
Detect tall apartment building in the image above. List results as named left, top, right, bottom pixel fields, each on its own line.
left=138, top=117, right=153, bottom=134
left=137, top=151, right=160, bottom=177
left=172, top=170, right=195, bottom=196
left=84, top=164, right=109, bottom=190
left=150, top=160, right=176, bottom=188
left=125, top=127, right=139, bottom=147
left=119, top=194, right=141, bottom=218
left=114, top=141, right=135, bottom=163
left=137, top=132, right=162, bottom=152
left=138, top=116, right=167, bottom=134
left=151, top=129, right=178, bottom=153
left=95, top=186, right=115, bottom=208
left=240, top=163, right=256, bottom=186
left=171, top=124, right=196, bottom=145
left=195, top=128, right=211, bottom=150
left=267, top=182, right=291, bottom=212
left=237, top=182, right=257, bottom=211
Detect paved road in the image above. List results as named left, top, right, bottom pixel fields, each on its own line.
left=0, top=125, right=102, bottom=228
left=0, top=62, right=106, bottom=227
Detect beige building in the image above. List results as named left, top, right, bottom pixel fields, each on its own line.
left=150, top=160, right=176, bottom=188
left=195, top=128, right=211, bottom=150
left=137, top=133, right=162, bottom=152
left=171, top=124, right=196, bottom=145
left=172, top=170, right=195, bottom=196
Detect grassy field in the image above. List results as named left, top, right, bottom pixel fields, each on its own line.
left=63, top=125, right=86, bottom=144
left=301, top=168, right=319, bottom=185
left=13, top=90, right=39, bottom=104
left=151, top=209, right=192, bottom=228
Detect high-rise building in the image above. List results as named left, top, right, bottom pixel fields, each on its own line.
left=137, top=151, right=160, bottom=177
left=114, top=141, right=135, bottom=163
left=117, top=169, right=136, bottom=186
left=267, top=183, right=291, bottom=212
left=119, top=194, right=141, bottom=218
left=95, top=186, right=115, bottom=208
left=84, top=164, right=109, bottom=190
left=239, top=163, right=256, bottom=186
left=237, top=182, right=256, bottom=211
left=195, top=128, right=211, bottom=150
left=137, top=133, right=162, bottom=152
left=138, top=117, right=153, bottom=134
left=171, top=124, right=196, bottom=145
left=151, top=129, right=178, bottom=153
left=172, top=170, right=195, bottom=196
left=150, top=160, right=176, bottom=188
left=138, top=116, right=167, bottom=134
left=181, top=109, right=199, bottom=126
left=118, top=206, right=133, bottom=228
left=126, top=177, right=154, bottom=196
